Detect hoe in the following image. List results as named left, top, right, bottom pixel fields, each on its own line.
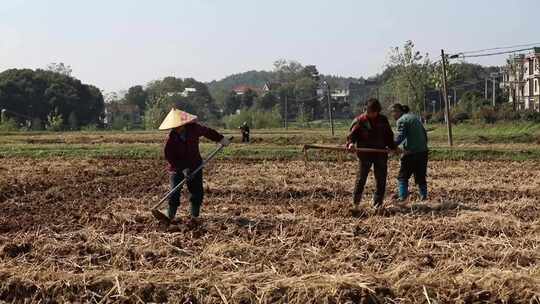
left=302, top=144, right=390, bottom=161
left=151, top=137, right=233, bottom=223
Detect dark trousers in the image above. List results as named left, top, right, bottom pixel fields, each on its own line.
left=398, top=151, right=428, bottom=186
left=168, top=170, right=204, bottom=217
left=242, top=133, right=250, bottom=143
left=353, top=154, right=388, bottom=206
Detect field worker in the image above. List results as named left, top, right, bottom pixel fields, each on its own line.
left=390, top=103, right=429, bottom=201
left=347, top=98, right=397, bottom=209
left=156, top=108, right=230, bottom=225
left=239, top=121, right=250, bottom=143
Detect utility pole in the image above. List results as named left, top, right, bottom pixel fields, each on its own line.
left=284, top=95, right=288, bottom=130
left=440, top=49, right=453, bottom=146
left=485, top=78, right=488, bottom=100
left=325, top=81, right=335, bottom=136
left=492, top=76, right=496, bottom=107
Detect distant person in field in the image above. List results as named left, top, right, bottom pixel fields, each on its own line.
left=347, top=98, right=397, bottom=209
left=239, top=121, right=250, bottom=143
left=156, top=108, right=230, bottom=226
left=391, top=103, right=429, bottom=201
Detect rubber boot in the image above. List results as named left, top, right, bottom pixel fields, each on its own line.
left=418, top=184, right=428, bottom=201
left=398, top=180, right=409, bottom=201
left=190, top=200, right=201, bottom=218
left=373, top=194, right=384, bottom=209
left=167, top=203, right=179, bottom=220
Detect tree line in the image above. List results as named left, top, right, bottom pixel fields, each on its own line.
left=0, top=64, right=104, bottom=130
left=0, top=41, right=524, bottom=132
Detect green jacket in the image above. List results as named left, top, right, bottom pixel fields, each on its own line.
left=395, top=113, right=428, bottom=153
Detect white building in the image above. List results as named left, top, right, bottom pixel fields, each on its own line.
left=165, top=88, right=197, bottom=98
left=181, top=88, right=197, bottom=97
left=502, top=48, right=540, bottom=111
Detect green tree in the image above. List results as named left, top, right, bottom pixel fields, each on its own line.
left=255, top=93, right=278, bottom=111
left=125, top=85, right=148, bottom=111
left=223, top=91, right=241, bottom=115
left=386, top=40, right=432, bottom=112
left=294, top=76, right=319, bottom=121
left=0, top=69, right=104, bottom=128
left=273, top=59, right=304, bottom=83
left=144, top=95, right=170, bottom=130
left=145, top=76, right=220, bottom=123
left=241, top=89, right=257, bottom=108
left=46, top=62, right=72, bottom=76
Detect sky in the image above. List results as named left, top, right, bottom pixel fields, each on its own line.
left=1, top=0, right=539, bottom=93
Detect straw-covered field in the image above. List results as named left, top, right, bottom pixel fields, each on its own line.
left=1, top=155, right=539, bottom=303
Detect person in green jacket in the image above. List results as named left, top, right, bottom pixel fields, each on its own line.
left=391, top=104, right=429, bottom=201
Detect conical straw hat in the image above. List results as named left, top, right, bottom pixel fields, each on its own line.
left=158, top=108, right=198, bottom=130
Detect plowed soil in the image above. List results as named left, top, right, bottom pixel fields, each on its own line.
left=1, top=158, right=539, bottom=303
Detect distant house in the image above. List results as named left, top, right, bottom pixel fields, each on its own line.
left=262, top=82, right=281, bottom=94
left=181, top=88, right=197, bottom=97
left=331, top=89, right=350, bottom=103
left=165, top=87, right=197, bottom=98
left=329, top=89, right=352, bottom=118
left=103, top=103, right=141, bottom=127
left=502, top=47, right=540, bottom=111
left=233, top=85, right=261, bottom=96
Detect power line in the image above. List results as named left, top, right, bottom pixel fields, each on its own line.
left=457, top=42, right=540, bottom=55
left=459, top=47, right=535, bottom=59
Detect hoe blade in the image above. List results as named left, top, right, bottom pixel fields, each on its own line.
left=151, top=209, right=171, bottom=225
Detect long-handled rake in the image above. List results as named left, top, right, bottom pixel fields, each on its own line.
left=302, top=144, right=390, bottom=162
left=151, top=137, right=233, bottom=224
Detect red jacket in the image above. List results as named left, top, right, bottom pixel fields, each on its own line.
left=164, top=123, right=224, bottom=172
left=347, top=114, right=396, bottom=152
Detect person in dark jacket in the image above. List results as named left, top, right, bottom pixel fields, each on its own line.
left=239, top=121, right=250, bottom=143
left=347, top=98, right=397, bottom=209
left=391, top=103, right=429, bottom=201
left=156, top=108, right=230, bottom=225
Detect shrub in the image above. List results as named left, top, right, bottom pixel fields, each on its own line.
left=431, top=111, right=446, bottom=123
left=31, top=118, right=44, bottom=130
left=474, top=106, right=497, bottom=124
left=452, top=112, right=470, bottom=124
left=81, top=124, right=99, bottom=132
left=520, top=110, right=540, bottom=122
left=111, top=118, right=132, bottom=131
left=422, top=112, right=432, bottom=123
left=223, top=108, right=282, bottom=129
left=68, top=112, right=79, bottom=130
left=0, top=118, right=19, bottom=131
left=46, top=112, right=64, bottom=131
left=497, top=104, right=521, bottom=121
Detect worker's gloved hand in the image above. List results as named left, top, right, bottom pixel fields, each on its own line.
left=220, top=137, right=231, bottom=147
left=346, top=143, right=355, bottom=151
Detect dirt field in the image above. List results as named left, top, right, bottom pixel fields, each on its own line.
left=1, top=157, right=540, bottom=303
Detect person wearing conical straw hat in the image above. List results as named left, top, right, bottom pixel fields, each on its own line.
left=158, top=108, right=230, bottom=225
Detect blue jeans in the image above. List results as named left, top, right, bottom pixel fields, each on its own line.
left=168, top=170, right=204, bottom=217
